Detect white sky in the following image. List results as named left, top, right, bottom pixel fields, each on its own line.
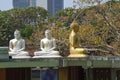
left=0, top=0, right=13, bottom=11
left=64, top=0, right=73, bottom=8
left=0, top=0, right=73, bottom=11
left=0, top=0, right=109, bottom=11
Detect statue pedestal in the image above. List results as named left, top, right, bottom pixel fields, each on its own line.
left=68, top=48, right=87, bottom=57
left=33, top=51, right=61, bottom=58
left=12, top=55, right=31, bottom=59
left=68, top=54, right=87, bottom=57
left=32, top=55, right=61, bottom=58
left=0, top=47, right=9, bottom=60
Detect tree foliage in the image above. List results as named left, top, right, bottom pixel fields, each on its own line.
left=27, top=0, right=120, bottom=56
left=0, top=1, right=120, bottom=56
left=0, top=7, right=49, bottom=46
left=55, top=0, right=120, bottom=55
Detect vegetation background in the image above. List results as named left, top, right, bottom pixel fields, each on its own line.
left=0, top=0, right=119, bottom=56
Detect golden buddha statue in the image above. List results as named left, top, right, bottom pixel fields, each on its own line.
left=69, top=21, right=87, bottom=57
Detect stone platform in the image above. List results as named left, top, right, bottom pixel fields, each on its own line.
left=0, top=47, right=9, bottom=60
left=0, top=56, right=120, bottom=69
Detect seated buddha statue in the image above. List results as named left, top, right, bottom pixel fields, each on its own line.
left=33, top=29, right=61, bottom=58
left=9, top=30, right=31, bottom=59
left=69, top=21, right=87, bottom=57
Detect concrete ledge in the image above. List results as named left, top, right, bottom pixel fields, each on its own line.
left=0, top=47, right=9, bottom=60
left=0, top=56, right=120, bottom=68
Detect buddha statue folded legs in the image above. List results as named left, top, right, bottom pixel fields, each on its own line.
left=34, top=51, right=59, bottom=56
left=34, top=51, right=60, bottom=57
left=9, top=51, right=30, bottom=59
left=9, top=51, right=29, bottom=56
left=69, top=48, right=86, bottom=57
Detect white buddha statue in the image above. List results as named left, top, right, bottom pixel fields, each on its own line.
left=9, top=30, right=31, bottom=59
left=33, top=29, right=61, bottom=58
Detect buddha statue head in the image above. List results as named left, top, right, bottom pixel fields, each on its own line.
left=45, top=29, right=52, bottom=39
left=70, top=21, right=79, bottom=33
left=14, top=30, right=20, bottom=39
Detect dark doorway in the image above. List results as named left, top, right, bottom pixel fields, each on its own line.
left=59, top=66, right=86, bottom=80
left=0, top=68, right=6, bottom=80
left=6, top=68, right=31, bottom=80
left=117, top=70, right=120, bottom=80
left=93, top=68, right=111, bottom=80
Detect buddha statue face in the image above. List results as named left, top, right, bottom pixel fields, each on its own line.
left=45, top=30, right=52, bottom=39
left=14, top=30, right=20, bottom=39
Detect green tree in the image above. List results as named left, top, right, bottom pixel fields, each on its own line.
left=55, top=0, right=120, bottom=55
left=0, top=7, right=49, bottom=46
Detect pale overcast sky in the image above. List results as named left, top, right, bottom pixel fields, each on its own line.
left=0, top=0, right=73, bottom=11
left=0, top=0, right=109, bottom=11
left=0, top=0, right=13, bottom=11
